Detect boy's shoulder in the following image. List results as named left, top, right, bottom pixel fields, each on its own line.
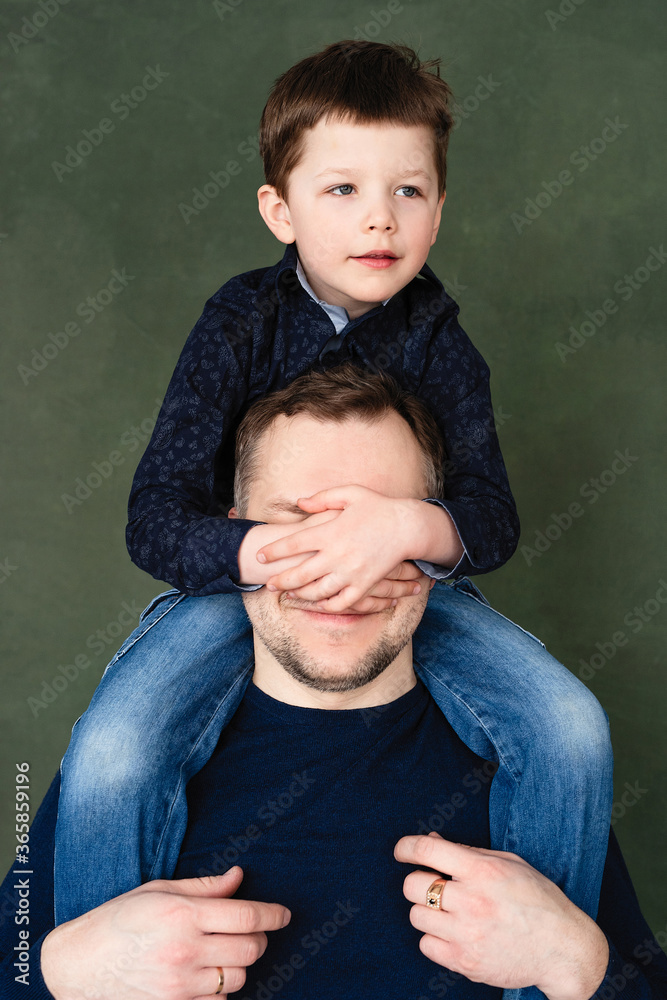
left=206, top=243, right=300, bottom=315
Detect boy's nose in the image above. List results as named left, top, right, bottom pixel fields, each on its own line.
left=363, top=198, right=396, bottom=232
left=366, top=207, right=396, bottom=232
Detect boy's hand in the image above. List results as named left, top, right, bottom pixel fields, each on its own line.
left=256, top=485, right=442, bottom=611
left=345, top=561, right=430, bottom=613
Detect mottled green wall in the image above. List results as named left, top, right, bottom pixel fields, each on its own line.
left=1, top=0, right=665, bottom=934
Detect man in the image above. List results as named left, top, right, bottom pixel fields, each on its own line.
left=2, top=366, right=666, bottom=1000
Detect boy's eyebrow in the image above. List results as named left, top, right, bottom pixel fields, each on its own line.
left=262, top=497, right=307, bottom=517
left=315, top=167, right=434, bottom=181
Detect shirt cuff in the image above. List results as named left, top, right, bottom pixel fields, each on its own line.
left=588, top=936, right=648, bottom=999
left=414, top=499, right=469, bottom=580
left=227, top=518, right=267, bottom=592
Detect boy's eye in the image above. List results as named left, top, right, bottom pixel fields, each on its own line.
left=396, top=185, right=420, bottom=197
left=330, top=184, right=354, bottom=196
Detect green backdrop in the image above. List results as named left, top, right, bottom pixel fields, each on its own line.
left=1, top=0, right=665, bottom=936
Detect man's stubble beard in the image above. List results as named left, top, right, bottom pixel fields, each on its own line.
left=245, top=594, right=426, bottom=694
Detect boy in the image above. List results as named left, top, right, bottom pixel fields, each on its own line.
left=55, top=40, right=612, bottom=953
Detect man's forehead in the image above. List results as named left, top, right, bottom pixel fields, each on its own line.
left=248, top=410, right=427, bottom=514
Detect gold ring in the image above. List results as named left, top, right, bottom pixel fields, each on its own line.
left=426, top=876, right=450, bottom=910
left=214, top=966, right=225, bottom=995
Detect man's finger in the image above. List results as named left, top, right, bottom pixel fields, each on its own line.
left=402, top=870, right=463, bottom=912
left=150, top=868, right=244, bottom=898
left=196, top=930, right=269, bottom=968
left=394, top=835, right=495, bottom=878
left=193, top=897, right=291, bottom=935
left=193, top=964, right=246, bottom=999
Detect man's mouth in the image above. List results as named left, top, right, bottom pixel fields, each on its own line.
left=281, top=596, right=377, bottom=623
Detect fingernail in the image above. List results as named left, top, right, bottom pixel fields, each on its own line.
left=282, top=908, right=292, bottom=927
left=390, top=599, right=397, bottom=607
left=257, top=553, right=266, bottom=563
left=286, top=591, right=294, bottom=598
left=413, top=584, right=421, bottom=594
left=267, top=584, right=277, bottom=592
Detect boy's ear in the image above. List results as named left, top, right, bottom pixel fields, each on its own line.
left=430, top=191, right=446, bottom=246
left=257, top=184, right=295, bottom=245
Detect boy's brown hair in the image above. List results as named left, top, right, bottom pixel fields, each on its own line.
left=233, top=362, right=445, bottom=516
left=259, top=40, right=454, bottom=202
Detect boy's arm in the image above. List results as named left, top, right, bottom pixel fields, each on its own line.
left=413, top=311, right=520, bottom=578
left=125, top=291, right=269, bottom=596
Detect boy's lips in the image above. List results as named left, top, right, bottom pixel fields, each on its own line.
left=351, top=251, right=399, bottom=270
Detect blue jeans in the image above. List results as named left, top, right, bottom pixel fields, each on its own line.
left=55, top=579, right=612, bottom=999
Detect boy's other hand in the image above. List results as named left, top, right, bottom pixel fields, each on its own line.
left=256, top=485, right=440, bottom=611
left=236, top=510, right=340, bottom=586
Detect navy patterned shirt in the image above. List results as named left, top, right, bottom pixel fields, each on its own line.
left=126, top=242, right=520, bottom=595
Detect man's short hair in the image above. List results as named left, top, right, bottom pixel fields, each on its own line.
left=233, top=362, right=445, bottom=516
left=259, top=40, right=454, bottom=202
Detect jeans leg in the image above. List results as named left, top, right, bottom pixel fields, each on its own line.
left=413, top=580, right=613, bottom=924
left=55, top=590, right=254, bottom=924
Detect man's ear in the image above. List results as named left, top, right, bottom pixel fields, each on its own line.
left=228, top=506, right=238, bottom=519
left=429, top=579, right=436, bottom=591
left=257, top=184, right=295, bottom=245
left=430, top=190, right=446, bottom=246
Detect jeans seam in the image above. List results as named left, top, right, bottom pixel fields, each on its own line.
left=455, top=589, right=547, bottom=649
left=104, top=592, right=188, bottom=674
left=414, top=656, right=521, bottom=787
left=147, top=655, right=254, bottom=881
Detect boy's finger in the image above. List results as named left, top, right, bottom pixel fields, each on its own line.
left=347, top=596, right=398, bottom=613
left=367, top=579, right=421, bottom=599
left=265, top=557, right=325, bottom=592
left=297, top=488, right=351, bottom=510
left=386, top=562, right=427, bottom=581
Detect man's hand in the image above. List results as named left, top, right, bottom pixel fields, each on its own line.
left=394, top=832, right=610, bottom=1000
left=41, top=866, right=290, bottom=1000
left=255, top=486, right=460, bottom=611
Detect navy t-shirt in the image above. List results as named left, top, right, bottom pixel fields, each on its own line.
left=174, top=677, right=499, bottom=1000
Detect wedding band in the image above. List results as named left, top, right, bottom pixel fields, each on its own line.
left=426, top=876, right=450, bottom=909
left=214, top=966, right=225, bottom=994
